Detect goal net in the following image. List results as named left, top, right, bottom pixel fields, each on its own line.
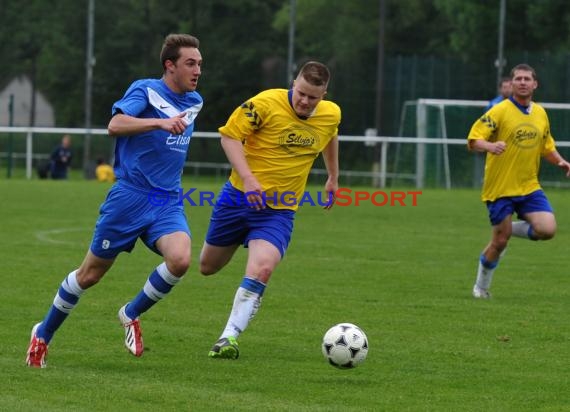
left=395, top=98, right=570, bottom=189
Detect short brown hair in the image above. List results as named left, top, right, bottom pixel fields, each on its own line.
left=297, top=61, right=330, bottom=87
left=160, top=34, right=200, bottom=70
left=510, top=63, right=537, bottom=80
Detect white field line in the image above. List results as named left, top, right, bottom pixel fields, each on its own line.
left=35, top=228, right=91, bottom=245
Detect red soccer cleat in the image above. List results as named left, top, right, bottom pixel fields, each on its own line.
left=118, top=304, right=144, bottom=357
left=26, top=323, right=48, bottom=368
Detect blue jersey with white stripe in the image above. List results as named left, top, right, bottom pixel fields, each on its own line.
left=111, top=78, right=203, bottom=192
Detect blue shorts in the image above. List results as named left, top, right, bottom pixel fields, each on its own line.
left=486, top=189, right=553, bottom=226
left=205, top=182, right=295, bottom=257
left=90, top=182, right=191, bottom=259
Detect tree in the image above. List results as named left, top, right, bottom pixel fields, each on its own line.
left=3, top=0, right=570, bottom=136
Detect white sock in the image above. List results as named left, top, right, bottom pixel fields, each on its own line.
left=220, top=286, right=262, bottom=339
left=475, top=261, right=495, bottom=290
left=512, top=220, right=531, bottom=239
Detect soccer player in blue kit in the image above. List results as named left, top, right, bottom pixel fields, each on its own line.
left=26, top=34, right=203, bottom=368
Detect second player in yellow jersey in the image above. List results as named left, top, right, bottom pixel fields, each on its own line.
left=467, top=63, right=570, bottom=300
left=468, top=97, right=555, bottom=201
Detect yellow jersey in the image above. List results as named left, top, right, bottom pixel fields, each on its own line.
left=467, top=98, right=556, bottom=202
left=96, top=164, right=116, bottom=183
left=219, top=88, right=341, bottom=210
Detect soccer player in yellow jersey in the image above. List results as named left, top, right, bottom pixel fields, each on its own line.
left=95, top=158, right=116, bottom=182
left=200, top=61, right=340, bottom=358
left=467, top=63, right=570, bottom=299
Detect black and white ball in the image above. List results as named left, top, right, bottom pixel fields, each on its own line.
left=322, top=323, right=368, bottom=369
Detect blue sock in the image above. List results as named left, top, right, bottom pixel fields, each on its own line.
left=528, top=226, right=538, bottom=241
left=37, top=271, right=84, bottom=343
left=240, top=277, right=266, bottom=296
left=125, top=263, right=181, bottom=319
left=480, top=254, right=499, bottom=269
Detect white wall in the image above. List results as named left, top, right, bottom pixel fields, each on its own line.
left=0, top=76, right=55, bottom=127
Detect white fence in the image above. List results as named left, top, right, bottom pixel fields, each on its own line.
left=2, top=126, right=570, bottom=188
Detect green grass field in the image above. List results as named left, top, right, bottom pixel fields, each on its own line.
left=1, top=177, right=569, bottom=411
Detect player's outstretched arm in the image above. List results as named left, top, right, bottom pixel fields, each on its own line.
left=108, top=113, right=188, bottom=137
left=544, top=150, right=570, bottom=177
left=321, top=136, right=339, bottom=209
left=220, top=134, right=264, bottom=209
left=468, top=139, right=506, bottom=155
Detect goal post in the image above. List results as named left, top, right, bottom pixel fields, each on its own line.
left=413, top=98, right=487, bottom=189
left=400, top=98, right=570, bottom=189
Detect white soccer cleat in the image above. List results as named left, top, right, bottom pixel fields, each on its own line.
left=472, top=285, right=491, bottom=299
left=118, top=304, right=143, bottom=357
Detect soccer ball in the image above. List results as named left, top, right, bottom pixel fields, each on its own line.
left=322, top=323, right=369, bottom=369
